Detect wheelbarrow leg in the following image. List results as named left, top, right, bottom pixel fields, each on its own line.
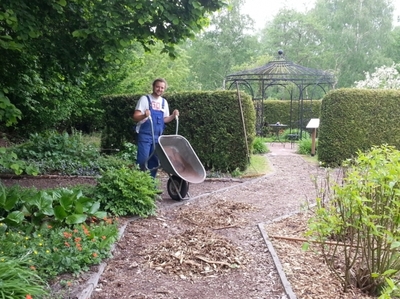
left=167, top=175, right=189, bottom=201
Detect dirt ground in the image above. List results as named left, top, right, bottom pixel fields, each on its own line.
left=0, top=143, right=375, bottom=299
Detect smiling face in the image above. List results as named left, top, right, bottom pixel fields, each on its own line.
left=152, top=79, right=167, bottom=98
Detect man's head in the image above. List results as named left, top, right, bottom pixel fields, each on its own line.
left=152, top=78, right=167, bottom=97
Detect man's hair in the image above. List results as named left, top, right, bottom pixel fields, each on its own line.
left=152, top=78, right=168, bottom=89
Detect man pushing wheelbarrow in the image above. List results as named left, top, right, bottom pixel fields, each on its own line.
left=132, top=78, right=206, bottom=200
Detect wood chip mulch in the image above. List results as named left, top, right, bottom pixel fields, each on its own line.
left=141, top=227, right=251, bottom=279
left=265, top=211, right=376, bottom=299
left=177, top=199, right=259, bottom=229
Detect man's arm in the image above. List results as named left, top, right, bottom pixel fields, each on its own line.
left=164, top=109, right=179, bottom=123
left=133, top=109, right=150, bottom=122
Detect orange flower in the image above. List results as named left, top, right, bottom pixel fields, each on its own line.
left=92, top=252, right=98, bottom=258
left=74, top=237, right=82, bottom=243
left=64, top=242, right=70, bottom=247
left=26, top=295, right=32, bottom=299
left=101, top=236, right=107, bottom=240
left=47, top=225, right=52, bottom=229
left=81, top=224, right=90, bottom=236
left=30, top=265, right=36, bottom=271
left=63, top=232, right=72, bottom=238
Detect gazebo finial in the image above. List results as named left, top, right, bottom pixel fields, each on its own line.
left=278, top=49, right=284, bottom=59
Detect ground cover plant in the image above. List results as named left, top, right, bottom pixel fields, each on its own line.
left=0, top=181, right=120, bottom=297
left=0, top=131, right=159, bottom=297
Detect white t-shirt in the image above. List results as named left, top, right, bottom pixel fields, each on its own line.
left=135, top=94, right=170, bottom=132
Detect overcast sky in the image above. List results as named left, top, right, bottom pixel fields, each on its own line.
left=241, top=0, right=400, bottom=30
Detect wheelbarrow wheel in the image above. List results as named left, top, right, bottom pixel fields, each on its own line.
left=167, top=175, right=189, bottom=201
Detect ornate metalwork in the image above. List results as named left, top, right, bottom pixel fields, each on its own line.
left=224, top=50, right=335, bottom=137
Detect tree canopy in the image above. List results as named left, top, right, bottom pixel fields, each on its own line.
left=0, top=0, right=225, bottom=130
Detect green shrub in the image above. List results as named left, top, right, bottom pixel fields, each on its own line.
left=252, top=137, right=268, bottom=154
left=94, top=166, right=157, bottom=217
left=307, top=144, right=400, bottom=296
left=297, top=136, right=314, bottom=155
left=11, top=130, right=101, bottom=175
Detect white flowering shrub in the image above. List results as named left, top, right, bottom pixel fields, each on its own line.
left=354, top=64, right=400, bottom=89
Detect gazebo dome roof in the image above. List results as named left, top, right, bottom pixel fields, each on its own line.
left=225, top=51, right=335, bottom=85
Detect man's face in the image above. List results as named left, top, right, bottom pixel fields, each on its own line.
left=153, top=81, right=166, bottom=97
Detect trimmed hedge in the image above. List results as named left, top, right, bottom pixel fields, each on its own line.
left=318, top=88, right=400, bottom=166
left=260, top=99, right=321, bottom=131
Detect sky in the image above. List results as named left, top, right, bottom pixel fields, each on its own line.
left=241, top=0, right=400, bottom=31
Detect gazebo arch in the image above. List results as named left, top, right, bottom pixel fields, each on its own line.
left=224, top=50, right=336, bottom=138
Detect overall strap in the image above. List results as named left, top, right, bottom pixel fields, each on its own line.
left=146, top=95, right=152, bottom=111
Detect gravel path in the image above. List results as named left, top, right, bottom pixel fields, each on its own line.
left=89, top=143, right=326, bottom=299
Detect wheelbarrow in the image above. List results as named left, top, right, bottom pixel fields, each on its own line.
left=145, top=116, right=206, bottom=200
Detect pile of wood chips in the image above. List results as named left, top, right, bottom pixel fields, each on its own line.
left=142, top=227, right=251, bottom=279
left=177, top=199, right=258, bottom=229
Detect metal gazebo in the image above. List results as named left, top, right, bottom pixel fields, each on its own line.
left=224, top=50, right=336, bottom=138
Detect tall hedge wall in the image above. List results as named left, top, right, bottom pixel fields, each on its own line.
left=100, top=91, right=256, bottom=172
left=318, top=88, right=400, bottom=166
left=261, top=99, right=322, bottom=129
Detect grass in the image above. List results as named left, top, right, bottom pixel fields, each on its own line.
left=241, top=154, right=271, bottom=178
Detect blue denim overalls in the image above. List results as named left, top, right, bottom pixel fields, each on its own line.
left=136, top=96, right=165, bottom=178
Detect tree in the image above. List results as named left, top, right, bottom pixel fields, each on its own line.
left=184, top=0, right=263, bottom=90
left=311, top=0, right=395, bottom=87
left=116, top=42, right=198, bottom=94
left=0, top=0, right=225, bottom=132
left=260, top=9, right=325, bottom=68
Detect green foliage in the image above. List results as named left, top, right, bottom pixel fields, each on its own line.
left=311, top=0, right=393, bottom=88
left=95, top=166, right=157, bottom=217
left=296, top=134, right=314, bottom=155
left=9, top=130, right=102, bottom=176
left=0, top=219, right=119, bottom=279
left=0, top=147, right=39, bottom=175
left=0, top=183, right=107, bottom=231
left=13, top=130, right=99, bottom=162
left=115, top=142, right=137, bottom=162
left=1, top=0, right=224, bottom=132
left=318, top=88, right=400, bottom=166
left=307, top=144, right=400, bottom=295
left=184, top=0, right=263, bottom=90
left=252, top=137, right=268, bottom=154
left=0, top=180, right=119, bottom=280
left=260, top=9, right=327, bottom=78
left=0, top=91, right=21, bottom=126
left=0, top=255, right=49, bottom=298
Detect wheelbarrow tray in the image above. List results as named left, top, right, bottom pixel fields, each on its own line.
left=156, top=135, right=206, bottom=184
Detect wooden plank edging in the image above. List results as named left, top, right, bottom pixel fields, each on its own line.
left=257, top=222, right=297, bottom=299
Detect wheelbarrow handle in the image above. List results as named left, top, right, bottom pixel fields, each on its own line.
left=175, top=115, right=179, bottom=135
